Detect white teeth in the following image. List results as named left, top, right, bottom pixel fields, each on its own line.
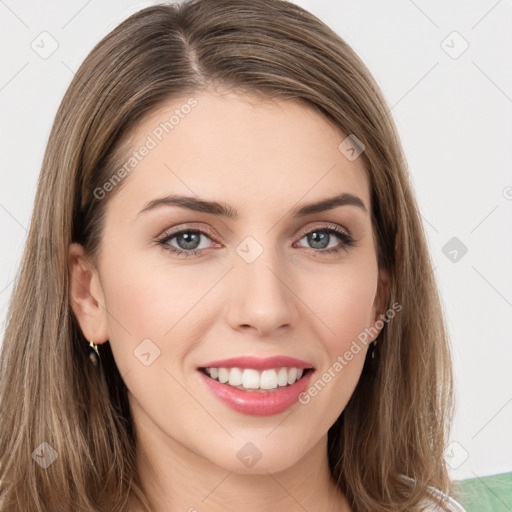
left=203, top=366, right=307, bottom=390
left=242, top=369, right=260, bottom=389
left=277, top=368, right=288, bottom=387
left=228, top=367, right=243, bottom=386
left=287, top=367, right=298, bottom=384
left=260, top=369, right=278, bottom=390
left=218, top=368, right=229, bottom=384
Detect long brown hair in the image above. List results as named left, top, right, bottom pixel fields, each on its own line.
left=0, top=1, right=457, bottom=510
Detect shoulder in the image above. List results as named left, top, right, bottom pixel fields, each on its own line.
left=420, top=492, right=467, bottom=512
left=400, top=475, right=467, bottom=512
left=420, top=491, right=467, bottom=512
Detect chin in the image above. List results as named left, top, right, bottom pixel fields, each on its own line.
left=202, top=442, right=303, bottom=475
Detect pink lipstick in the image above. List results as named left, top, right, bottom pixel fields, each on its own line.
left=197, top=355, right=315, bottom=416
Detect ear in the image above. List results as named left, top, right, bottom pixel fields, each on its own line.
left=370, top=267, right=390, bottom=336
left=68, top=243, right=109, bottom=344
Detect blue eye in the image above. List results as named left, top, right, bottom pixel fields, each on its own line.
left=157, top=229, right=212, bottom=257
left=156, top=224, right=355, bottom=258
left=294, top=226, right=355, bottom=254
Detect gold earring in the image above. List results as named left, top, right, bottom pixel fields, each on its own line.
left=370, top=339, right=377, bottom=359
left=88, top=340, right=100, bottom=366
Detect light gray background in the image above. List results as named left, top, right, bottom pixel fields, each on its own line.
left=1, top=0, right=511, bottom=482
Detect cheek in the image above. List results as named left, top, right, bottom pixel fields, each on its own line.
left=101, top=245, right=204, bottom=336
left=327, top=283, right=376, bottom=344
left=100, top=260, right=204, bottom=422
left=302, top=258, right=378, bottom=348
left=99, top=247, right=223, bottom=392
left=297, top=273, right=376, bottom=424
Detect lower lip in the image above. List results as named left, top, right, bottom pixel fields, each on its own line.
left=197, top=369, right=314, bottom=416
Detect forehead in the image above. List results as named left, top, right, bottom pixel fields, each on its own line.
left=106, top=90, right=371, bottom=222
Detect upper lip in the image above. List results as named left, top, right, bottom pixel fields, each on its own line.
left=198, top=355, right=315, bottom=371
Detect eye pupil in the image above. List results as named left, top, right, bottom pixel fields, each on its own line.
left=308, top=231, right=329, bottom=249
left=177, top=231, right=201, bottom=250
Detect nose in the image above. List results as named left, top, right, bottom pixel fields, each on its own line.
left=226, top=246, right=300, bottom=338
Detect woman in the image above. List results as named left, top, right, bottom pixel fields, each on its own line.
left=0, top=1, right=467, bottom=510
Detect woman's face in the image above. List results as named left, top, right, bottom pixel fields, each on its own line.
left=71, top=89, right=387, bottom=474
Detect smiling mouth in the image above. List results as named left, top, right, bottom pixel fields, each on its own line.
left=198, top=366, right=314, bottom=392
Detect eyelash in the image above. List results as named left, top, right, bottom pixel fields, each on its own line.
left=155, top=224, right=355, bottom=258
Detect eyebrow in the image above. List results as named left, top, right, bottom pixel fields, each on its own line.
left=137, top=192, right=367, bottom=219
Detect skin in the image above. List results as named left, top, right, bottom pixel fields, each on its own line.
left=69, top=88, right=389, bottom=512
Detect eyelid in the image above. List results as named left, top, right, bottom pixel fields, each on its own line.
left=296, top=221, right=352, bottom=239
left=156, top=221, right=351, bottom=241
left=155, top=221, right=355, bottom=255
left=156, top=223, right=219, bottom=242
